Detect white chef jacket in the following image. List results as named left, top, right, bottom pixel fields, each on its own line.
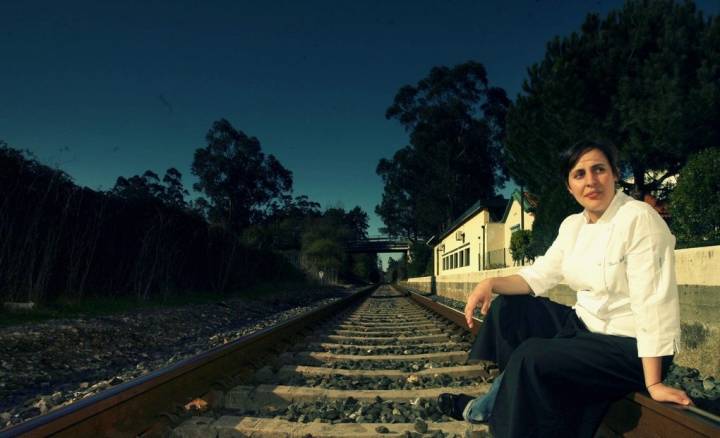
left=518, top=190, right=681, bottom=357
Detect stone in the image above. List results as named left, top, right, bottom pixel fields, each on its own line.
left=170, top=417, right=215, bottom=438
left=253, top=366, right=275, bottom=383
left=414, top=418, right=428, bottom=433
left=375, top=425, right=390, bottom=433
left=33, top=399, right=48, bottom=415
left=703, top=377, right=716, bottom=392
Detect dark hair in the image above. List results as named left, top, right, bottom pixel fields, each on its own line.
left=560, top=140, right=620, bottom=182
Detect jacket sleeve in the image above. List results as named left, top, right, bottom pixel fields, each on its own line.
left=625, top=208, right=681, bottom=357
left=518, top=216, right=572, bottom=296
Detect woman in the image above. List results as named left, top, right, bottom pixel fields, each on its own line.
left=438, top=141, right=692, bottom=437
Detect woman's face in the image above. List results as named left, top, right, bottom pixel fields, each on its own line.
left=567, top=148, right=618, bottom=223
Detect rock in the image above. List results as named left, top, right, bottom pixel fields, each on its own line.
left=33, top=399, right=48, bottom=415
left=375, top=426, right=390, bottom=433
left=703, top=377, right=716, bottom=392
left=414, top=418, right=428, bottom=433
left=253, top=366, right=275, bottom=383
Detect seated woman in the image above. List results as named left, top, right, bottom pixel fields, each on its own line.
left=438, top=141, right=692, bottom=438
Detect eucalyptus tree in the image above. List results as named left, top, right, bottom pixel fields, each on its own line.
left=377, top=61, right=510, bottom=240
left=191, top=118, right=293, bottom=231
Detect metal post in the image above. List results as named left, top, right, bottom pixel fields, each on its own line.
left=520, top=186, right=525, bottom=231
left=481, top=225, right=486, bottom=270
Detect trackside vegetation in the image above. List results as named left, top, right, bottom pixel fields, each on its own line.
left=379, top=1, right=720, bottom=279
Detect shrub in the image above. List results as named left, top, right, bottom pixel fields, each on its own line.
left=670, top=148, right=720, bottom=243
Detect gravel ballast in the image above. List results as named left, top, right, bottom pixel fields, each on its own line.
left=0, top=286, right=353, bottom=429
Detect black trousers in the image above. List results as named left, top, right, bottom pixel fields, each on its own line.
left=468, top=295, right=671, bottom=438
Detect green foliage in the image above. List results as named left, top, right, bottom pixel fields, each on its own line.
left=191, top=119, right=293, bottom=230
left=377, top=61, right=510, bottom=239
left=239, top=195, right=322, bottom=250
left=509, top=229, right=533, bottom=264
left=406, top=242, right=432, bottom=277
left=299, top=206, right=379, bottom=283
left=670, top=148, right=720, bottom=243
left=0, top=142, right=303, bottom=304
left=507, top=0, right=717, bottom=195
left=302, top=238, right=346, bottom=271
left=113, top=168, right=189, bottom=208
left=385, top=256, right=405, bottom=282
left=505, top=0, right=720, bottom=252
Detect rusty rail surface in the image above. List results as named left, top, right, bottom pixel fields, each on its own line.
left=0, top=285, right=377, bottom=438
left=399, top=285, right=720, bottom=438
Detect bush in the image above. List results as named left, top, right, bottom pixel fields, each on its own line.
left=670, top=148, right=720, bottom=243
left=510, top=230, right=533, bottom=264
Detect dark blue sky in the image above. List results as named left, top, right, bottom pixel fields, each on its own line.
left=2, top=0, right=719, bottom=239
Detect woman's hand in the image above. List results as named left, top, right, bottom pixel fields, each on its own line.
left=464, top=280, right=493, bottom=328
left=647, top=383, right=693, bottom=406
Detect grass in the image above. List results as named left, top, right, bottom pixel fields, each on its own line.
left=0, top=278, right=329, bottom=328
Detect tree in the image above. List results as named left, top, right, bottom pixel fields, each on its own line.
left=162, top=168, right=189, bottom=208
left=112, top=170, right=164, bottom=200
left=670, top=148, right=720, bottom=244
left=375, top=146, right=422, bottom=238
left=406, top=242, right=432, bottom=277
left=504, top=0, right=720, bottom=252
left=191, top=119, right=293, bottom=230
left=299, top=206, right=377, bottom=283
left=377, top=61, right=510, bottom=240
left=509, top=229, right=534, bottom=264
left=112, top=168, right=189, bottom=209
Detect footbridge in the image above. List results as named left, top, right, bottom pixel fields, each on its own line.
left=346, top=235, right=412, bottom=254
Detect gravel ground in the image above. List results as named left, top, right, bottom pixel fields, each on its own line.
left=323, top=343, right=472, bottom=356
left=428, top=293, right=720, bottom=416
left=0, top=286, right=353, bottom=429
left=284, top=374, right=490, bottom=390
left=233, top=396, right=453, bottom=424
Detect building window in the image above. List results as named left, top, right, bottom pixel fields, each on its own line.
left=459, top=250, right=464, bottom=267
left=454, top=253, right=458, bottom=268
left=465, top=248, right=470, bottom=266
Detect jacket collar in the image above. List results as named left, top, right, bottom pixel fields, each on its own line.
left=582, top=189, right=629, bottom=224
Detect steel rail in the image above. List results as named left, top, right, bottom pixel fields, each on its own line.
left=397, top=285, right=720, bottom=438
left=0, top=285, right=377, bottom=438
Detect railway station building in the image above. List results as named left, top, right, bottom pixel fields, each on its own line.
left=431, top=190, right=536, bottom=277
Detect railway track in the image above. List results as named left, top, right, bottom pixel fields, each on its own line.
left=2, top=284, right=718, bottom=437
left=179, top=286, right=493, bottom=437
